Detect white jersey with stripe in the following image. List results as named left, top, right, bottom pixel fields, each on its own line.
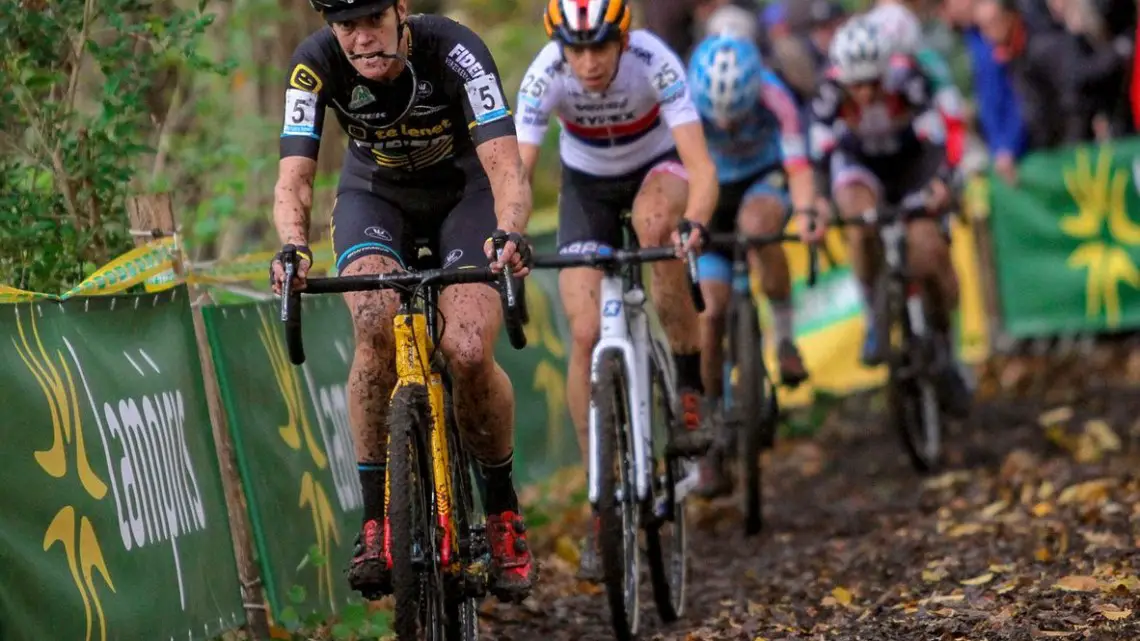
left=514, top=30, right=700, bottom=177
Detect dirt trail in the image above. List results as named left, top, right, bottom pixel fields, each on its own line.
left=484, top=382, right=1140, bottom=640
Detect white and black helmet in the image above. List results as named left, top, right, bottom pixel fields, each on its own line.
left=828, top=15, right=890, bottom=84
left=868, top=3, right=922, bottom=57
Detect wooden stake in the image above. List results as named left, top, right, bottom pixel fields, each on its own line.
left=126, top=194, right=271, bottom=640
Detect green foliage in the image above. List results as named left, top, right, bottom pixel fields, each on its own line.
left=275, top=547, right=393, bottom=641
left=0, top=0, right=227, bottom=294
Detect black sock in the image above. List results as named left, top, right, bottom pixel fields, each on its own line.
left=478, top=453, right=519, bottom=515
left=359, top=463, right=386, bottom=525
left=674, top=352, right=704, bottom=394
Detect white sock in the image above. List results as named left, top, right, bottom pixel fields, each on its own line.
left=771, top=299, right=794, bottom=345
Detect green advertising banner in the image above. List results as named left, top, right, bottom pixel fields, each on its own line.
left=204, top=296, right=362, bottom=619
left=989, top=138, right=1140, bottom=337
left=202, top=233, right=576, bottom=616
left=0, top=288, right=244, bottom=641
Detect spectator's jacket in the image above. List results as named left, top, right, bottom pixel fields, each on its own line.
left=965, top=27, right=1027, bottom=158
left=1001, top=20, right=1087, bottom=149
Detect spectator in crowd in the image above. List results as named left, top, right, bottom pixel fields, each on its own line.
left=973, top=0, right=1087, bottom=152
left=943, top=0, right=1028, bottom=182
left=640, top=0, right=761, bottom=62
left=767, top=0, right=846, bottom=105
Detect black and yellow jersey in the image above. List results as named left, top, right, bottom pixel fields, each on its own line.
left=279, top=14, right=515, bottom=189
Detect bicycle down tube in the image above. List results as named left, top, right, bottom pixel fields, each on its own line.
left=530, top=242, right=702, bottom=507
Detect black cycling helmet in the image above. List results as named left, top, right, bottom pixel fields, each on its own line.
left=310, top=0, right=396, bottom=23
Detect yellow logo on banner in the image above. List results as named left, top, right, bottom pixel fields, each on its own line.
left=13, top=306, right=116, bottom=640
left=258, top=307, right=342, bottom=609
left=1060, top=144, right=1140, bottom=327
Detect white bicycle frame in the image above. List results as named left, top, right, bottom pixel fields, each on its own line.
left=586, top=270, right=693, bottom=506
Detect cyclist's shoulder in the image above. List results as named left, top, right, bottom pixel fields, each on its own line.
left=625, top=30, right=684, bottom=70
left=410, top=14, right=498, bottom=71
left=525, top=41, right=564, bottom=76
left=287, top=28, right=343, bottom=93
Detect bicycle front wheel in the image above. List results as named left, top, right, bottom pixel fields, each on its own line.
left=732, top=298, right=771, bottom=536
left=388, top=383, right=446, bottom=641
left=594, top=354, right=641, bottom=641
left=884, top=283, right=943, bottom=473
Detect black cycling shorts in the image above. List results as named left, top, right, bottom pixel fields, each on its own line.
left=331, top=183, right=495, bottom=276
left=556, top=150, right=687, bottom=254
left=830, top=141, right=945, bottom=205
left=707, top=165, right=789, bottom=236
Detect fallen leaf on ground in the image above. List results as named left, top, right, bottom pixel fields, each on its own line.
left=931, top=607, right=956, bottom=617
left=989, top=563, right=1016, bottom=573
left=981, top=500, right=1008, bottom=518
left=831, top=586, right=853, bottom=607
left=996, top=579, right=1019, bottom=594
left=948, top=523, right=984, bottom=537
left=1101, top=576, right=1140, bottom=593
left=1084, top=420, right=1121, bottom=452
left=961, top=572, right=994, bottom=586
left=1054, top=575, right=1100, bottom=592
left=1036, top=546, right=1053, bottom=562
left=923, top=567, right=948, bottom=583
left=1033, top=502, right=1055, bottom=517
left=1058, top=479, right=1115, bottom=505
left=1038, top=406, right=1074, bottom=426
left=1038, top=480, right=1056, bottom=499
left=1091, top=603, right=1131, bottom=621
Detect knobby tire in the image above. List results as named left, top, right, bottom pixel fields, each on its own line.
left=644, top=359, right=687, bottom=623
left=443, top=387, right=481, bottom=641
left=388, top=383, right=445, bottom=641
left=594, top=355, right=640, bottom=641
left=733, top=299, right=768, bottom=536
left=882, top=278, right=943, bottom=474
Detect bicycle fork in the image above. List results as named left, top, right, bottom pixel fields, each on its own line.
left=587, top=274, right=652, bottom=507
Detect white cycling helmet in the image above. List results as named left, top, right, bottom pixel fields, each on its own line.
left=704, top=4, right=759, bottom=42
left=868, top=3, right=922, bottom=56
left=828, top=15, right=890, bottom=84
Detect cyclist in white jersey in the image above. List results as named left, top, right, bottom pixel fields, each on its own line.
left=516, top=0, right=719, bottom=582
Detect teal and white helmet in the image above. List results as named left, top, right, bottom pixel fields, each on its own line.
left=828, top=15, right=890, bottom=84
left=868, top=3, right=922, bottom=57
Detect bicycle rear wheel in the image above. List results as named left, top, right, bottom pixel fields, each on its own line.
left=732, top=298, right=772, bottom=536
left=388, top=383, right=446, bottom=641
left=883, top=281, right=943, bottom=473
left=594, top=354, right=640, bottom=641
left=645, top=359, right=687, bottom=623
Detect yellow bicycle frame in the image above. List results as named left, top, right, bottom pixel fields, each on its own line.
left=381, top=310, right=460, bottom=569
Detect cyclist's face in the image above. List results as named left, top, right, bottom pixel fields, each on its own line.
left=563, top=41, right=622, bottom=92
left=846, top=80, right=881, bottom=107
left=331, top=3, right=405, bottom=81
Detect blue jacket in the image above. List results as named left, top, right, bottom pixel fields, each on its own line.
left=965, top=28, right=1027, bottom=158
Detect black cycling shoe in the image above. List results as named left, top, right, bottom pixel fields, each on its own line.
left=937, top=363, right=973, bottom=419
left=777, top=340, right=809, bottom=388
left=346, top=518, right=391, bottom=599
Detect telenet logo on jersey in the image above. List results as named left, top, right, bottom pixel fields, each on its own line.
left=290, top=63, right=324, bottom=93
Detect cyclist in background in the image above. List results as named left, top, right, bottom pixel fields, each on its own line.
left=686, top=33, right=824, bottom=497
left=270, top=0, right=537, bottom=602
left=515, top=0, right=718, bottom=581
left=868, top=1, right=968, bottom=171
left=808, top=16, right=971, bottom=417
